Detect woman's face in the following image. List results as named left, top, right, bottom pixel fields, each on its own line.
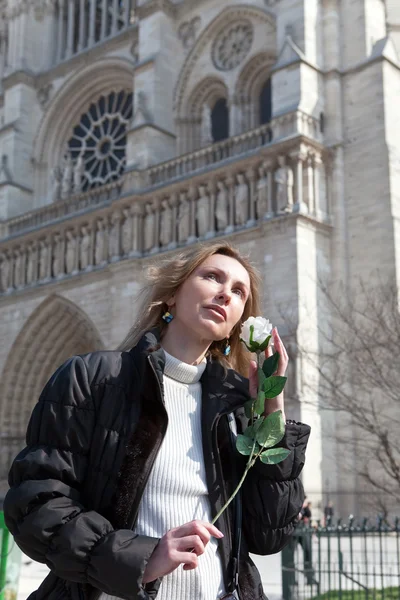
left=169, top=254, right=251, bottom=342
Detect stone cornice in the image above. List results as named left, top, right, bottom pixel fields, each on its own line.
left=2, top=68, right=36, bottom=91
left=137, top=0, right=177, bottom=20
left=35, top=26, right=138, bottom=85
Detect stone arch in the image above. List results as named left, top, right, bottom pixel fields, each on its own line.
left=0, top=294, right=104, bottom=475
left=174, top=4, right=275, bottom=118
left=186, top=76, right=228, bottom=121
left=235, top=52, right=275, bottom=130
left=178, top=76, right=229, bottom=153
left=32, top=57, right=135, bottom=202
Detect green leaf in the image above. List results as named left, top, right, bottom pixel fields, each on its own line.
left=254, top=388, right=265, bottom=415
left=256, top=410, right=285, bottom=447
left=259, top=447, right=291, bottom=465
left=262, top=375, right=287, bottom=399
left=262, top=352, right=280, bottom=378
left=244, top=416, right=265, bottom=439
left=244, top=399, right=253, bottom=420
left=236, top=434, right=256, bottom=456
left=258, top=335, right=272, bottom=352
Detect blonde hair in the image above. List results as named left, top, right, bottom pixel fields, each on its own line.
left=117, top=241, right=262, bottom=376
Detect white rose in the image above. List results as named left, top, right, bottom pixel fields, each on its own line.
left=240, top=316, right=273, bottom=351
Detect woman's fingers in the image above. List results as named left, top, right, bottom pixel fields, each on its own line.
left=169, top=520, right=223, bottom=545
left=177, top=534, right=205, bottom=555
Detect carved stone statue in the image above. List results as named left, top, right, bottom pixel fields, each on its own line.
left=215, top=181, right=229, bottom=231
left=65, top=231, right=77, bottom=274
left=95, top=220, right=106, bottom=265
left=73, top=156, right=85, bottom=194
left=196, top=185, right=209, bottom=238
left=80, top=226, right=92, bottom=270
left=275, top=155, right=294, bottom=213
left=52, top=234, right=64, bottom=277
left=160, top=199, right=173, bottom=247
left=0, top=252, right=10, bottom=292
left=51, top=166, right=62, bottom=202
left=144, top=203, right=155, bottom=251
left=13, top=249, right=23, bottom=288
left=201, top=104, right=213, bottom=147
left=39, top=240, right=49, bottom=280
left=121, top=208, right=133, bottom=255
left=178, top=193, right=190, bottom=243
left=257, top=163, right=270, bottom=219
left=61, top=155, right=73, bottom=199
left=109, top=213, right=120, bottom=259
left=26, top=243, right=37, bottom=285
left=235, top=174, right=249, bottom=226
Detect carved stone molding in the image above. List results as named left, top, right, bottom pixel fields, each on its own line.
left=212, top=21, right=254, bottom=71
left=178, top=16, right=201, bottom=50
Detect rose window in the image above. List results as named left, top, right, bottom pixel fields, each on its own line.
left=67, top=90, right=133, bottom=191
left=212, top=22, right=253, bottom=71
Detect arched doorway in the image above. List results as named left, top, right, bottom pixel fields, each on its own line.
left=0, top=295, right=104, bottom=482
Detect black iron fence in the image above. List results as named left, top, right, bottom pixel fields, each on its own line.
left=282, top=518, right=400, bottom=600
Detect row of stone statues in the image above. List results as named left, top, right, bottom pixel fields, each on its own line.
left=1, top=158, right=297, bottom=293
left=51, top=154, right=86, bottom=202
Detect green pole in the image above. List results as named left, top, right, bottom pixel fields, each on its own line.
left=0, top=511, right=10, bottom=600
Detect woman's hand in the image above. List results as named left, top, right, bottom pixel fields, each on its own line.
left=142, top=520, right=224, bottom=583
left=248, top=327, right=288, bottom=421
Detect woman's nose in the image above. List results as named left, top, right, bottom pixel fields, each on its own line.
left=216, top=288, right=231, bottom=304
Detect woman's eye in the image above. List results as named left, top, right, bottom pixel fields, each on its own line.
left=206, top=273, right=217, bottom=280
left=233, top=289, right=243, bottom=297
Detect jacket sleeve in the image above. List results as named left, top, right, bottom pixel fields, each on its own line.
left=235, top=409, right=310, bottom=556
left=3, top=356, right=161, bottom=600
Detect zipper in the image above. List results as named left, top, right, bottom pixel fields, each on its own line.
left=127, top=355, right=168, bottom=529
left=89, top=355, right=168, bottom=600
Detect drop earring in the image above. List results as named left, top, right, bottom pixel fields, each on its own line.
left=223, top=338, right=231, bottom=356
left=162, top=311, right=174, bottom=323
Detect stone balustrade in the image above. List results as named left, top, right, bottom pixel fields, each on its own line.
left=0, top=142, right=330, bottom=296
left=147, top=110, right=321, bottom=187
left=1, top=111, right=322, bottom=240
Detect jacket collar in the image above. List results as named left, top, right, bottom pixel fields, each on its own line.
left=128, top=328, right=250, bottom=413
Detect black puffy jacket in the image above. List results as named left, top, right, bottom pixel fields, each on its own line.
left=4, top=329, right=310, bottom=600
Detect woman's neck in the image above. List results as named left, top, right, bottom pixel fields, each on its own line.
left=161, top=323, right=210, bottom=366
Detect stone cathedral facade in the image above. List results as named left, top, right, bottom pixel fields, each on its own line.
left=0, top=0, right=399, bottom=518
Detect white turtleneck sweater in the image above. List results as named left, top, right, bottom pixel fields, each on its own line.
left=99, top=349, right=225, bottom=600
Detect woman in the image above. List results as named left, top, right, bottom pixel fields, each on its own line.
left=4, top=241, right=310, bottom=600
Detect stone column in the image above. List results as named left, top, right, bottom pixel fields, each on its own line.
left=169, top=193, right=178, bottom=249
left=57, top=0, right=66, bottom=61
left=314, top=152, right=326, bottom=220
left=78, top=0, right=86, bottom=51
left=150, top=198, right=161, bottom=254
left=132, top=204, right=143, bottom=256
left=187, top=186, right=197, bottom=244
left=101, top=0, right=107, bottom=40
left=225, top=175, right=235, bottom=233
left=66, top=0, right=75, bottom=58
left=292, top=147, right=308, bottom=214
left=206, top=179, right=217, bottom=239
left=307, top=153, right=315, bottom=215
left=265, top=160, right=274, bottom=218
left=88, top=0, right=96, bottom=46
left=124, top=0, right=131, bottom=28
left=109, top=212, right=121, bottom=262
left=112, top=0, right=119, bottom=35
left=246, top=166, right=256, bottom=226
